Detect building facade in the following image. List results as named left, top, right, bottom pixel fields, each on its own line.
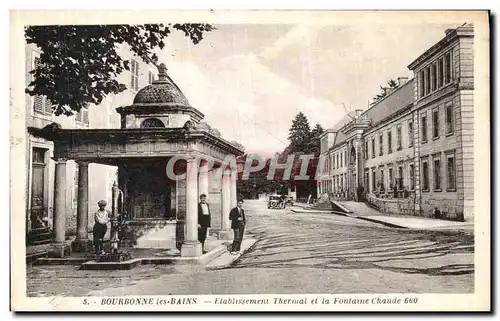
left=318, top=24, right=474, bottom=222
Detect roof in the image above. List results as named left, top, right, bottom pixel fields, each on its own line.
left=133, top=63, right=191, bottom=106
left=326, top=79, right=414, bottom=150
left=360, top=79, right=414, bottom=127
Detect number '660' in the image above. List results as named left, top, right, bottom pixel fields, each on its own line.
left=404, top=297, right=418, bottom=304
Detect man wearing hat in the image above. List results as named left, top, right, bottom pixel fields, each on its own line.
left=93, top=200, right=111, bottom=255
left=197, top=194, right=211, bottom=252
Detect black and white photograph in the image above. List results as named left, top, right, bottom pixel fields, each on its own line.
left=9, top=10, right=490, bottom=311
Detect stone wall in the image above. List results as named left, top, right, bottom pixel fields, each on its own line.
left=366, top=194, right=418, bottom=216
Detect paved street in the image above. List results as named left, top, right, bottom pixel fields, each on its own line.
left=28, top=200, right=473, bottom=296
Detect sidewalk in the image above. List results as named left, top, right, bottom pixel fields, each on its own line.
left=337, top=201, right=473, bottom=232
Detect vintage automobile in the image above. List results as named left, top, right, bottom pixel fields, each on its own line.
left=267, top=195, right=294, bottom=209
left=267, top=195, right=285, bottom=209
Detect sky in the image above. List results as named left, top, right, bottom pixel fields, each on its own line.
left=156, top=23, right=459, bottom=155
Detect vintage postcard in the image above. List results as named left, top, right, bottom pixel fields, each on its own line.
left=10, top=10, right=490, bottom=311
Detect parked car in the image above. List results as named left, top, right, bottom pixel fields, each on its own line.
left=267, top=195, right=294, bottom=209
left=267, top=195, right=284, bottom=209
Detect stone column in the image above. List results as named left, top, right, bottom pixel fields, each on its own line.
left=48, top=158, right=69, bottom=258
left=181, top=156, right=202, bottom=257
left=230, top=169, right=237, bottom=208
left=72, top=161, right=92, bottom=252
left=218, top=168, right=232, bottom=240
left=198, top=160, right=209, bottom=198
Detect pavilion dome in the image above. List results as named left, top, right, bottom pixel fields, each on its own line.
left=132, top=63, right=190, bottom=107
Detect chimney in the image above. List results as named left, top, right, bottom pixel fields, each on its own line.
left=397, top=77, right=409, bottom=87
left=355, top=109, right=363, bottom=118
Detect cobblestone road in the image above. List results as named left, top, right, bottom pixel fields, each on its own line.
left=27, top=200, right=474, bottom=296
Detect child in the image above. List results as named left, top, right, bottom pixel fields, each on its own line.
left=93, top=200, right=110, bottom=255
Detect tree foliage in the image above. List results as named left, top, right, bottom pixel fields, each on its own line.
left=287, top=112, right=312, bottom=153
left=372, top=78, right=399, bottom=103
left=25, top=24, right=214, bottom=115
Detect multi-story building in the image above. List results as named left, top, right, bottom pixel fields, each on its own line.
left=25, top=44, right=158, bottom=243
left=318, top=23, right=474, bottom=222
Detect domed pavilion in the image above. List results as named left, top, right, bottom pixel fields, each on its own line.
left=34, top=63, right=245, bottom=258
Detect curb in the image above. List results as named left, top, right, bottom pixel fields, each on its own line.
left=205, top=238, right=258, bottom=270
left=33, top=244, right=229, bottom=267
left=349, top=216, right=408, bottom=229
left=290, top=208, right=333, bottom=214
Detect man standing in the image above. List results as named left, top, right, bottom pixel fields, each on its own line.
left=93, top=200, right=110, bottom=255
left=229, top=199, right=246, bottom=255
left=198, top=194, right=211, bottom=252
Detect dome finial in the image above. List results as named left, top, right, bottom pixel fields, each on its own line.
left=157, top=63, right=168, bottom=81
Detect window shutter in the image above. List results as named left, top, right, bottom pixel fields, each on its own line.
left=43, top=98, right=52, bottom=115
left=33, top=95, right=44, bottom=113
left=83, top=107, right=89, bottom=124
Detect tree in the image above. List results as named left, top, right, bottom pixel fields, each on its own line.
left=308, top=123, right=325, bottom=156
left=25, top=24, right=214, bottom=116
left=288, top=112, right=312, bottom=153
left=372, top=78, right=399, bottom=103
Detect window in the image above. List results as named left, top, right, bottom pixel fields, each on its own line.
left=380, top=169, right=385, bottom=190
left=432, top=108, right=439, bottom=139
left=431, top=63, right=437, bottom=92
left=379, top=134, right=383, bottom=156
left=371, top=138, right=375, bottom=159
left=148, top=71, right=155, bottom=84
left=419, top=70, right=425, bottom=98
left=76, top=106, right=89, bottom=125
left=372, top=169, right=376, bottom=191
left=397, top=126, right=402, bottom=150
left=140, top=117, right=165, bottom=128
left=446, top=152, right=456, bottom=190
left=130, top=59, right=140, bottom=90
left=438, top=57, right=444, bottom=88
left=446, top=103, right=454, bottom=135
left=408, top=121, right=414, bottom=147
left=32, top=148, right=46, bottom=164
left=387, top=130, right=392, bottom=154
left=388, top=167, right=393, bottom=188
left=30, top=148, right=47, bottom=228
left=340, top=153, right=343, bottom=168
left=32, top=57, right=53, bottom=116
left=444, top=52, right=452, bottom=84
left=425, top=66, right=431, bottom=95
left=398, top=166, right=404, bottom=190
left=336, top=154, right=339, bottom=169
left=409, top=164, right=415, bottom=190
left=421, top=115, right=428, bottom=143
left=364, top=141, right=368, bottom=160
left=422, top=158, right=429, bottom=191
left=433, top=155, right=442, bottom=191
left=340, top=176, right=343, bottom=190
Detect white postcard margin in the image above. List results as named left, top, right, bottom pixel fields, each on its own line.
left=9, top=10, right=490, bottom=311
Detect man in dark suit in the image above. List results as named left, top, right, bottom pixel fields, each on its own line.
left=198, top=194, right=211, bottom=252
left=229, top=199, right=246, bottom=255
